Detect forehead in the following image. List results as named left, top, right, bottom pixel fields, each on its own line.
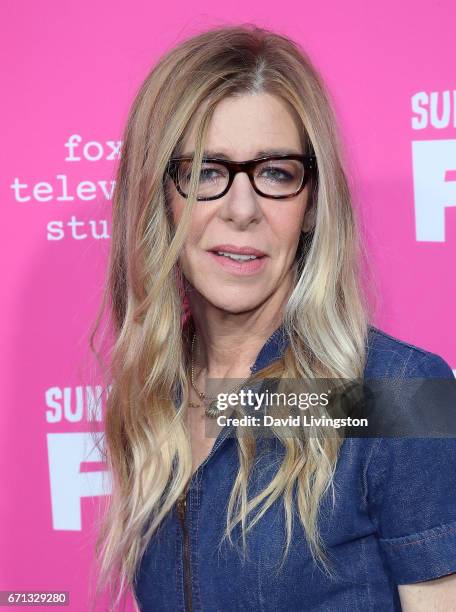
left=180, top=92, right=304, bottom=159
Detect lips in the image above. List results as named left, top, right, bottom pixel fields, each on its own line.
left=205, top=244, right=268, bottom=276
left=208, top=244, right=267, bottom=257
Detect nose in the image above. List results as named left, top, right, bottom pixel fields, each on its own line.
left=217, top=171, right=263, bottom=228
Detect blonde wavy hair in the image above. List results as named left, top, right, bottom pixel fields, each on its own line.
left=88, top=22, right=376, bottom=612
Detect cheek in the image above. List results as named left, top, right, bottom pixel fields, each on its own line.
left=267, top=189, right=308, bottom=246
left=169, top=198, right=213, bottom=254
left=268, top=207, right=306, bottom=252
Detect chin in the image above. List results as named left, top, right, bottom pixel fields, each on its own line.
left=204, top=292, right=265, bottom=315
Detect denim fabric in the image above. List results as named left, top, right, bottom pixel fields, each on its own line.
left=134, top=325, right=456, bottom=611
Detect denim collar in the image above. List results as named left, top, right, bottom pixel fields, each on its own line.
left=249, top=324, right=289, bottom=374
left=250, top=323, right=377, bottom=374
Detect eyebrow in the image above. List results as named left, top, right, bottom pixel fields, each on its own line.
left=180, top=147, right=303, bottom=159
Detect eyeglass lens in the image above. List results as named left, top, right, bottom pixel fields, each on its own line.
left=175, top=159, right=305, bottom=198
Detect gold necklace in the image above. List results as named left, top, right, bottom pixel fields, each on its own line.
left=189, top=332, right=254, bottom=419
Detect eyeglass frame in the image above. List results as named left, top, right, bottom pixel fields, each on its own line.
left=165, top=153, right=318, bottom=201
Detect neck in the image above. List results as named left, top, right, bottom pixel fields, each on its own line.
left=187, top=275, right=292, bottom=379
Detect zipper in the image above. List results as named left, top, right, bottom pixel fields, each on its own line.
left=175, top=421, right=235, bottom=612
left=177, top=485, right=192, bottom=612
left=173, top=327, right=284, bottom=610
left=174, top=421, right=239, bottom=612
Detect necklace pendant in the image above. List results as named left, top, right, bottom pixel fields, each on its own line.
left=205, top=401, right=221, bottom=419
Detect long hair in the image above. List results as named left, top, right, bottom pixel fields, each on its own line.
left=88, top=23, right=376, bottom=611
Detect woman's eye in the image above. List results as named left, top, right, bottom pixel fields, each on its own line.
left=260, top=167, right=294, bottom=182
left=199, top=168, right=223, bottom=182
left=182, top=166, right=225, bottom=182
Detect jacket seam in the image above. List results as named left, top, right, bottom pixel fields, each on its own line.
left=381, top=525, right=456, bottom=549
left=363, top=437, right=385, bottom=511
left=368, top=327, right=432, bottom=357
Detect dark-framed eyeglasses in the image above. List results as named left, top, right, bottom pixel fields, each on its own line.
left=165, top=153, right=317, bottom=201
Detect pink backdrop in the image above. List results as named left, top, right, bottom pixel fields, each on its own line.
left=1, top=1, right=455, bottom=610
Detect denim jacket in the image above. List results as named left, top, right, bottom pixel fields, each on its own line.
left=134, top=325, right=456, bottom=611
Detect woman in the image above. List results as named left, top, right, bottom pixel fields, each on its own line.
left=90, top=24, right=456, bottom=611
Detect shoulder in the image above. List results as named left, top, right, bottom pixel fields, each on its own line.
left=364, top=325, right=455, bottom=379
